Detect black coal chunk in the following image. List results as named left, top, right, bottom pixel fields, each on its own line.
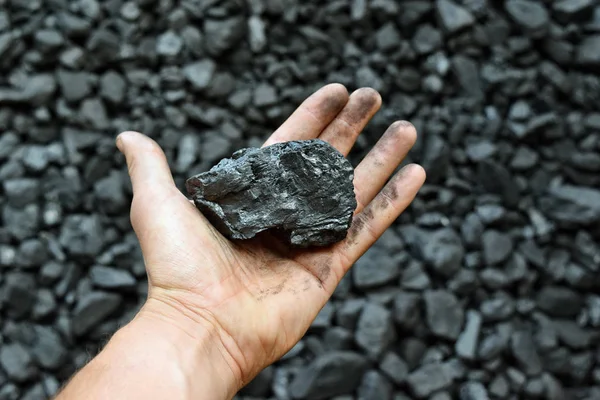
left=288, top=351, right=368, bottom=399
left=186, top=140, right=356, bottom=247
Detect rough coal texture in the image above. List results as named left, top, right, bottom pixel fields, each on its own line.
left=186, top=139, right=356, bottom=247
left=1, top=1, right=600, bottom=399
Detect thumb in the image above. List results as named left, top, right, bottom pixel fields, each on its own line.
left=116, top=131, right=177, bottom=227
left=117, top=131, right=176, bottom=194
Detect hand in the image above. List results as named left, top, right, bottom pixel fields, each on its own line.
left=116, top=84, right=425, bottom=396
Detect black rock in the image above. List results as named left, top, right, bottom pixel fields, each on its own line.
left=241, top=366, right=273, bottom=397
left=86, top=29, right=120, bottom=65
left=0, top=383, right=19, bottom=399
left=323, top=327, right=354, bottom=351
left=39, top=261, right=65, bottom=285
left=552, top=0, right=594, bottom=23
left=465, top=141, right=497, bottom=162
left=401, top=260, right=431, bottom=290
left=407, top=362, right=453, bottom=398
left=99, top=71, right=127, bottom=105
left=420, top=227, right=464, bottom=277
left=459, top=382, right=489, bottom=400
left=376, top=22, right=402, bottom=52
left=56, top=70, right=91, bottom=103
left=186, top=140, right=356, bottom=247
left=156, top=31, right=183, bottom=57
left=2, top=272, right=37, bottom=318
left=576, top=35, right=600, bottom=67
left=536, top=286, right=583, bottom=318
left=477, top=160, right=519, bottom=206
left=0, top=344, right=37, bottom=383
left=552, top=319, right=591, bottom=349
left=505, top=0, right=549, bottom=37
left=16, top=239, right=48, bottom=269
left=357, top=370, right=393, bottom=400
left=355, top=302, right=396, bottom=359
left=489, top=375, right=510, bottom=398
left=20, top=383, right=45, bottom=400
left=480, top=294, right=515, bottom=322
left=412, top=24, right=442, bottom=55
left=248, top=16, right=267, bottom=53
left=424, top=290, right=464, bottom=340
left=482, top=230, right=513, bottom=265
left=203, top=17, right=246, bottom=56
left=89, top=265, right=136, bottom=291
left=31, top=289, right=57, bottom=320
left=523, top=378, right=544, bottom=398
left=435, top=0, right=475, bottom=34
left=311, top=301, right=336, bottom=329
left=543, top=184, right=600, bottom=225
left=355, top=66, right=384, bottom=93
left=183, top=60, right=216, bottom=91
left=253, top=83, right=278, bottom=107
left=58, top=214, right=104, bottom=258
left=379, top=351, right=409, bottom=385
left=335, top=298, right=365, bottom=330
left=289, top=351, right=368, bottom=399
left=353, top=246, right=403, bottom=290
left=0, top=74, right=56, bottom=106
left=393, top=291, right=421, bottom=330
left=478, top=323, right=512, bottom=361
left=71, top=291, right=123, bottom=336
left=3, top=178, right=39, bottom=207
left=510, top=330, right=542, bottom=376
left=31, top=326, right=66, bottom=370
left=455, top=310, right=482, bottom=360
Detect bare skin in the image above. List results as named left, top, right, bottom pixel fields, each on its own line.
left=56, top=84, right=426, bottom=400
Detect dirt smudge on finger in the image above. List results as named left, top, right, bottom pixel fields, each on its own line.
left=346, top=207, right=374, bottom=246
left=318, top=90, right=349, bottom=118
left=344, top=88, right=381, bottom=125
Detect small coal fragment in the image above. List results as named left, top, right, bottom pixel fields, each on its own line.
left=186, top=140, right=356, bottom=247
left=576, top=35, right=600, bottom=67
left=357, top=370, right=393, bottom=400
left=379, top=351, right=409, bottom=385
left=31, top=326, right=66, bottom=370
left=505, top=0, right=549, bottom=37
left=355, top=302, right=396, bottom=359
left=407, top=362, right=454, bottom=398
left=459, top=381, right=490, bottom=400
left=511, top=330, right=542, bottom=376
left=0, top=344, right=37, bottom=383
left=289, top=351, right=368, bottom=399
left=536, top=286, right=583, bottom=318
left=71, top=292, right=123, bottom=336
left=435, top=0, right=475, bottom=34
left=424, top=289, right=464, bottom=340
left=455, top=310, right=482, bottom=360
left=89, top=265, right=136, bottom=291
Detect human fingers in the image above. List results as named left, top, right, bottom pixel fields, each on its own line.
left=116, top=131, right=178, bottom=231
left=338, top=164, right=426, bottom=269
left=352, top=121, right=417, bottom=213
left=317, top=87, right=381, bottom=156
left=262, top=84, right=349, bottom=147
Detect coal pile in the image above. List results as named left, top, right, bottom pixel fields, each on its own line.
left=1, top=0, right=600, bottom=399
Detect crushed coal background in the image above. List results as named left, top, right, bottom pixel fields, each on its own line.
left=1, top=0, right=600, bottom=399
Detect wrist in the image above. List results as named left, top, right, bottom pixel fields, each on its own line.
left=89, top=296, right=241, bottom=400
left=132, top=296, right=241, bottom=398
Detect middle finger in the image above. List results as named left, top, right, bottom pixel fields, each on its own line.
left=352, top=121, right=417, bottom=213
left=318, top=87, right=381, bottom=156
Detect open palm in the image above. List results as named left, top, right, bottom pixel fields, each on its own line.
left=116, top=84, right=426, bottom=391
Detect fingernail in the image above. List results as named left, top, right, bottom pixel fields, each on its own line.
left=115, top=133, right=125, bottom=152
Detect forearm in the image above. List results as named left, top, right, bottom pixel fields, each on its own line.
left=56, top=299, right=240, bottom=400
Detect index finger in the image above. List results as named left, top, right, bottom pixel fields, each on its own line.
left=262, top=84, right=349, bottom=147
